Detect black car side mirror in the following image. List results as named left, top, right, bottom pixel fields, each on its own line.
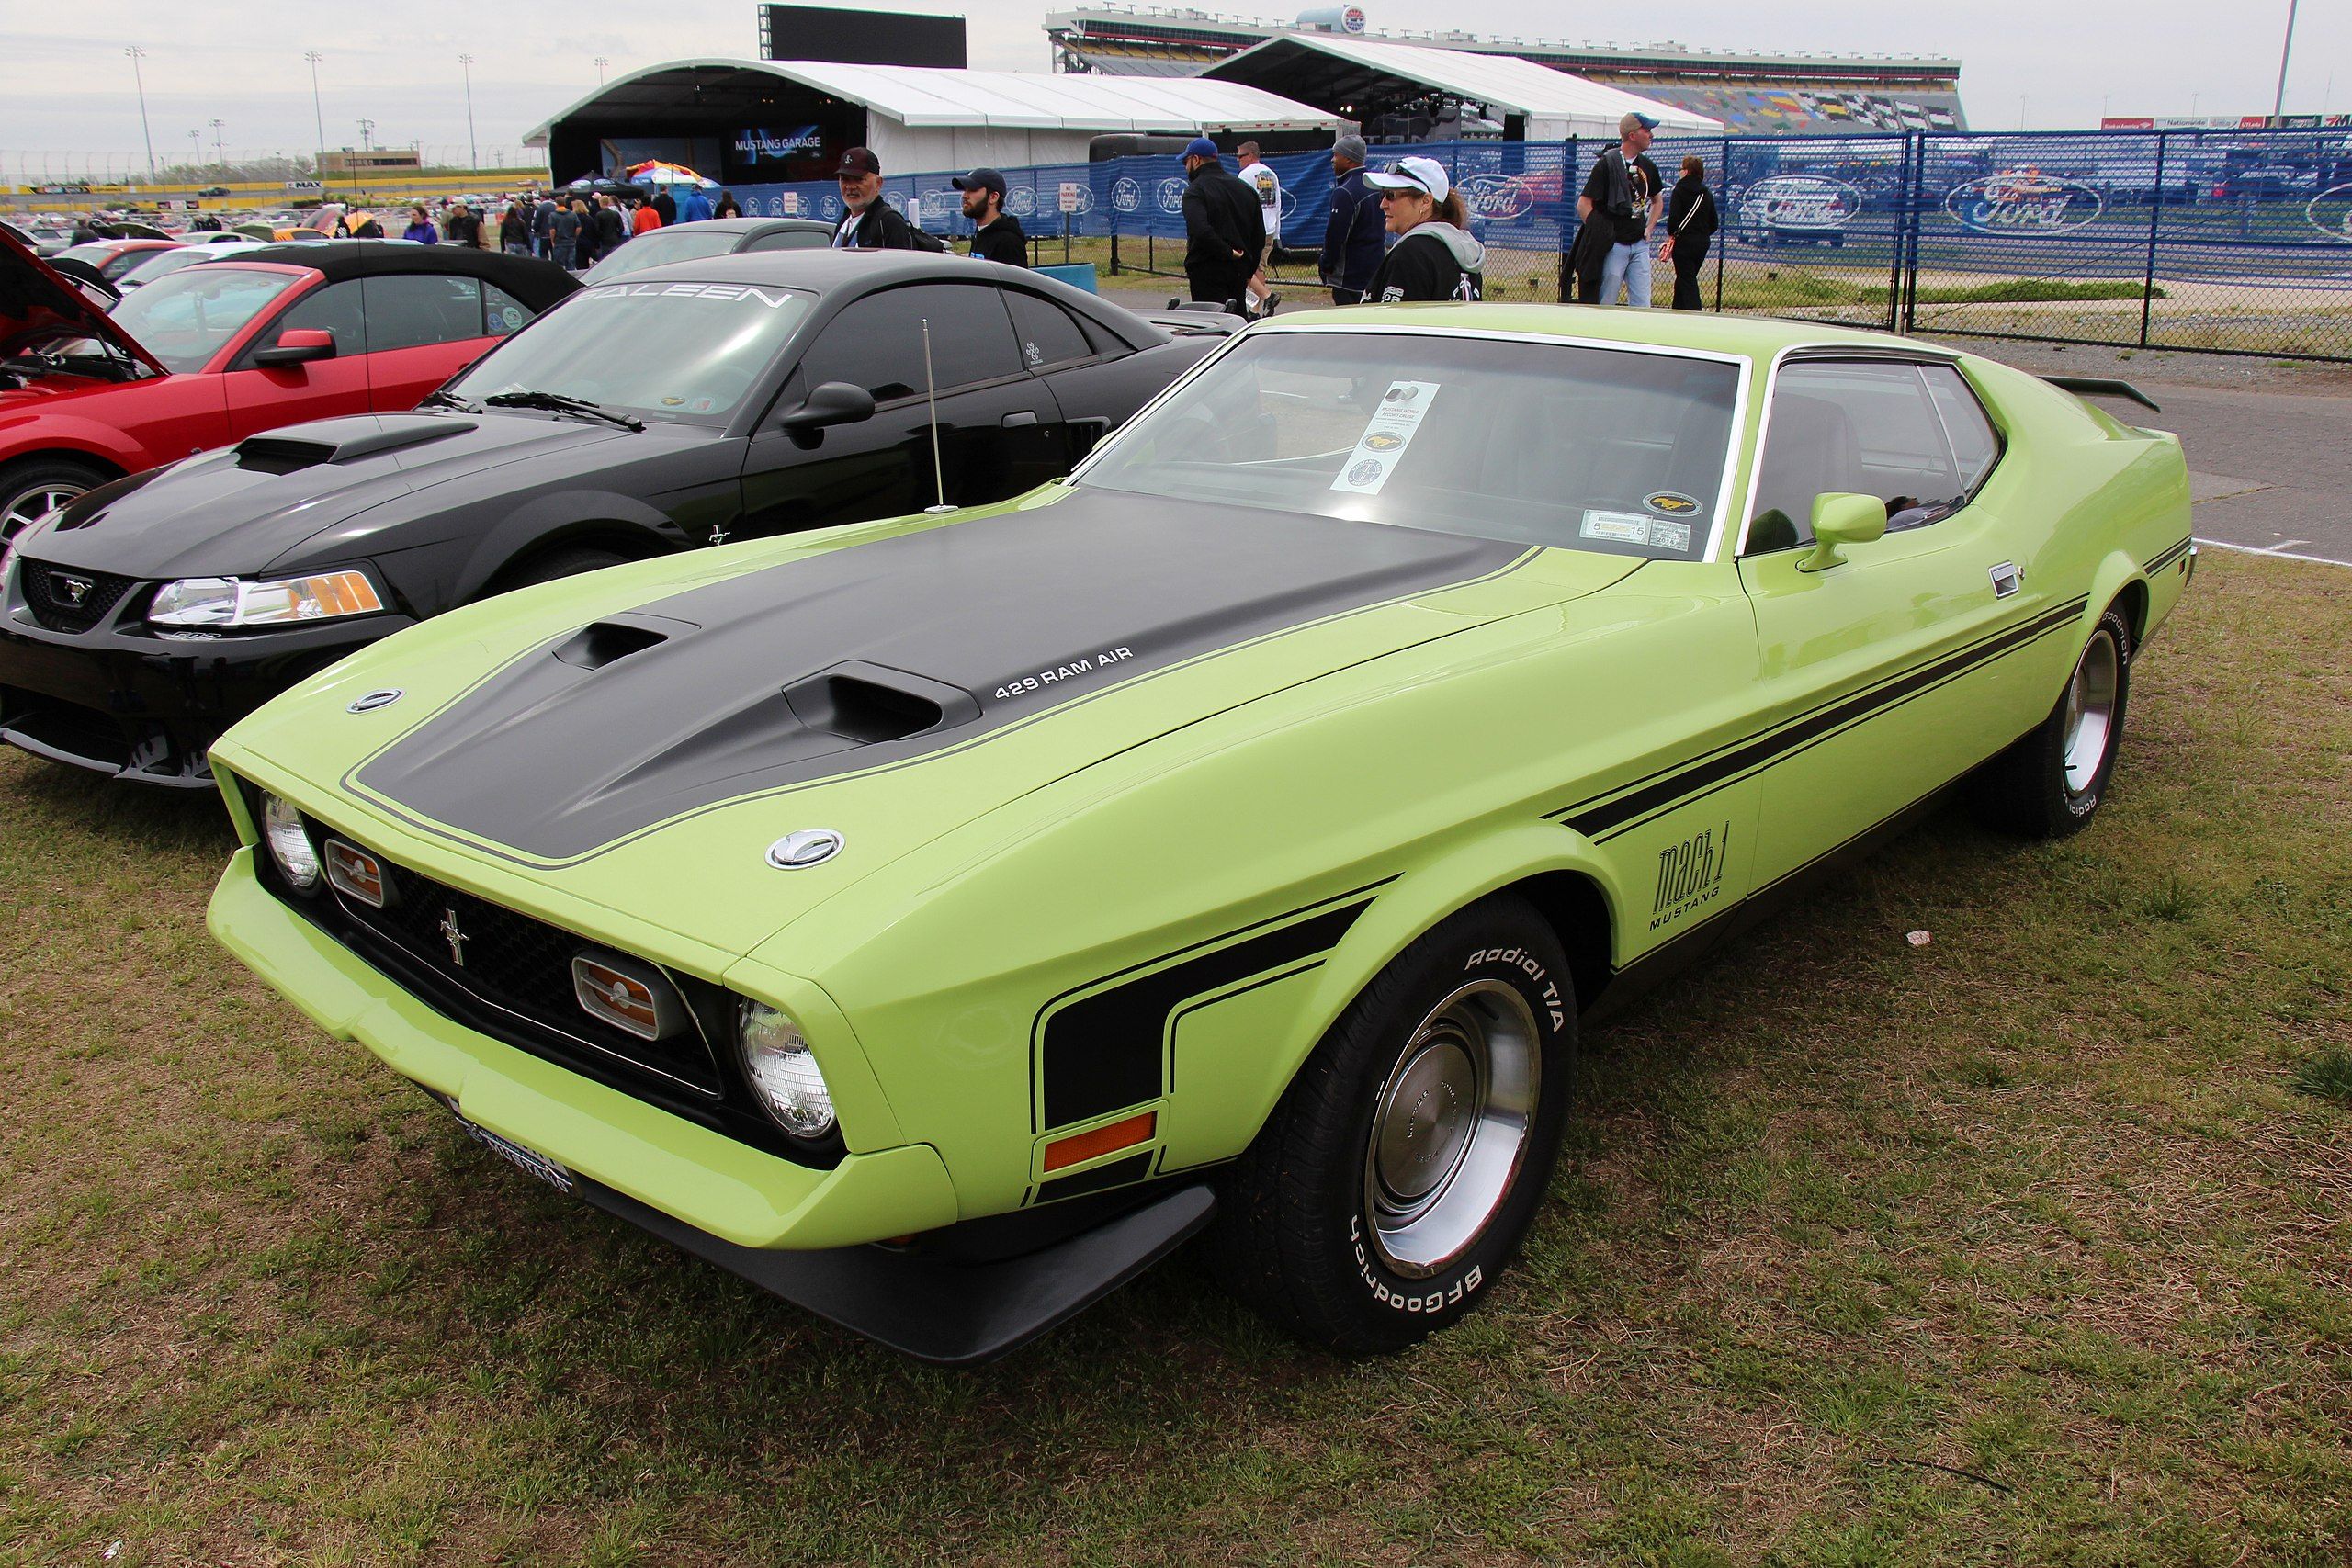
left=778, top=381, right=877, bottom=435
left=254, top=328, right=336, bottom=368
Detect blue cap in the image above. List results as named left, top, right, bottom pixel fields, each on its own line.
left=1183, top=136, right=1220, bottom=160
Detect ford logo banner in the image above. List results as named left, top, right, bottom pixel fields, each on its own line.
left=1737, top=175, right=1862, bottom=231
left=1112, top=177, right=1142, bottom=214
left=1945, top=172, right=2105, bottom=234
left=1458, top=174, right=1537, bottom=223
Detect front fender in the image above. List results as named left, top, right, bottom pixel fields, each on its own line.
left=0, top=414, right=148, bottom=475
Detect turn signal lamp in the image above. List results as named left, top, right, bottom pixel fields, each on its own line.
left=1042, top=1111, right=1158, bottom=1173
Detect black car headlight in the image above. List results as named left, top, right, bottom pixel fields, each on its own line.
left=261, top=793, right=322, bottom=892
left=149, top=570, right=384, bottom=628
left=737, top=999, right=836, bottom=1138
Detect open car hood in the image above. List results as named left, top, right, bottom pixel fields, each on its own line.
left=0, top=227, right=168, bottom=376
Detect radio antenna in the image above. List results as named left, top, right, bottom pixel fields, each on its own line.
left=920, top=316, right=954, bottom=514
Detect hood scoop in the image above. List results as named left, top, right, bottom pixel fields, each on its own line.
left=235, top=415, right=475, bottom=475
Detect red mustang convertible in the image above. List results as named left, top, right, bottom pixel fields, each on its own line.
left=0, top=233, right=577, bottom=538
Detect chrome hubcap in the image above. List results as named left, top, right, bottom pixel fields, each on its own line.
left=2062, top=629, right=2120, bottom=800
left=1, top=482, right=86, bottom=540
left=1362, top=979, right=1540, bottom=1279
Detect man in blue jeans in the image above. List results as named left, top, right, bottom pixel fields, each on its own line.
left=1577, top=111, right=1664, bottom=307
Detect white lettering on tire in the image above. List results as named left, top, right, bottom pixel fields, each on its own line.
left=1349, top=1215, right=1485, bottom=1312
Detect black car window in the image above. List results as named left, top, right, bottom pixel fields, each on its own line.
left=743, top=227, right=828, bottom=253
left=240, top=278, right=368, bottom=366
left=361, top=274, right=488, bottom=353
left=481, top=280, right=535, bottom=338
left=798, top=284, right=1024, bottom=402
left=1745, top=360, right=1974, bottom=555
left=1005, top=290, right=1094, bottom=370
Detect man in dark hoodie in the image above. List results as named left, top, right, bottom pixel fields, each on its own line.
left=1179, top=137, right=1261, bottom=310
left=1319, top=134, right=1385, bottom=303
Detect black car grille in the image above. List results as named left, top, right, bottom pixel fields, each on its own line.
left=20, top=562, right=140, bottom=633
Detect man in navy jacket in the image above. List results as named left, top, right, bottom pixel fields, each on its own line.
left=1319, top=135, right=1385, bottom=304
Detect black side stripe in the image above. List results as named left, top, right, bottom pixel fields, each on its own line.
left=1548, top=598, right=2088, bottom=840
left=1035, top=1151, right=1155, bottom=1205
left=1034, top=893, right=1379, bottom=1133
left=2144, top=537, right=2193, bottom=574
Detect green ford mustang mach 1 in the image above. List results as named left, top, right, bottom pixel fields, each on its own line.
left=199, top=304, right=2194, bottom=1362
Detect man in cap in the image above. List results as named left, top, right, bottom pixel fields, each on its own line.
left=1318, top=133, right=1384, bottom=304
left=1236, top=141, right=1283, bottom=315
left=831, top=147, right=919, bottom=250
left=1178, top=136, right=1262, bottom=312
left=955, top=168, right=1027, bottom=266
left=1577, top=110, right=1665, bottom=306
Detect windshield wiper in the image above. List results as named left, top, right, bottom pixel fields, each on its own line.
left=481, top=389, right=643, bottom=432
left=416, top=389, right=481, bottom=413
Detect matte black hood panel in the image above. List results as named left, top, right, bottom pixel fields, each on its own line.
left=356, top=490, right=1528, bottom=860
left=34, top=413, right=633, bottom=580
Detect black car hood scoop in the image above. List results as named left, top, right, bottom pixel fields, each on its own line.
left=354, top=489, right=1530, bottom=862
left=235, top=415, right=476, bottom=474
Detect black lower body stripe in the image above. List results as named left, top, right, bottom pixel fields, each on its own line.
left=1549, top=598, right=2089, bottom=840
left=1035, top=1151, right=1155, bottom=1205
left=2144, top=537, right=2193, bottom=574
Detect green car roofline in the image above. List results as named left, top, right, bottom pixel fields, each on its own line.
left=209, top=846, right=956, bottom=1250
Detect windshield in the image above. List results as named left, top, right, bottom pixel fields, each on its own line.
left=96, top=265, right=304, bottom=373
left=1078, top=333, right=1743, bottom=562
left=445, top=279, right=815, bottom=423
left=115, top=248, right=217, bottom=288
left=582, top=230, right=746, bottom=284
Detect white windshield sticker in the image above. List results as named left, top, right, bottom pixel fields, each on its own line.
left=1647, top=518, right=1693, bottom=552
left=1580, top=509, right=1652, bottom=543
left=1329, top=380, right=1441, bottom=495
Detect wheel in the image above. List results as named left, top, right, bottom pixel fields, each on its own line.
left=1971, top=604, right=2133, bottom=838
left=1206, top=895, right=1577, bottom=1353
left=0, top=456, right=110, bottom=544
left=490, top=546, right=628, bottom=594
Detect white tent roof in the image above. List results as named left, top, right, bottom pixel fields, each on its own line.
left=523, top=58, right=1339, bottom=146
left=1202, top=35, right=1724, bottom=135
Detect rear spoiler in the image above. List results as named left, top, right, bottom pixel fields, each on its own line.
left=2044, top=376, right=2161, bottom=413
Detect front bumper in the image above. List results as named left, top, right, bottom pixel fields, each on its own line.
left=0, top=604, right=408, bottom=786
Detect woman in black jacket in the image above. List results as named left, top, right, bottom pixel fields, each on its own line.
left=713, top=191, right=742, bottom=220
left=1362, top=156, right=1485, bottom=303
left=1660, top=156, right=1719, bottom=312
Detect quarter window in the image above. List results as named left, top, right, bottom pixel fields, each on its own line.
left=1745, top=360, right=1995, bottom=555
left=1005, top=290, right=1094, bottom=370
left=797, top=284, right=1024, bottom=401
left=361, top=274, right=489, bottom=353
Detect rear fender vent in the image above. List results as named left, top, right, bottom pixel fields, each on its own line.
left=784, top=661, right=978, bottom=745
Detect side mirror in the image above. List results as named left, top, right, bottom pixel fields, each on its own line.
left=253, top=328, right=336, bottom=368
left=776, top=381, right=876, bottom=444
left=1797, top=491, right=1887, bottom=573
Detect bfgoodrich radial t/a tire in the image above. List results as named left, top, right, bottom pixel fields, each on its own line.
left=1208, top=895, right=1577, bottom=1353
left=1972, top=604, right=2133, bottom=840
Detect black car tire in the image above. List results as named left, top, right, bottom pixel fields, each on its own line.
left=0, top=456, right=110, bottom=543
left=1206, top=895, right=1576, bottom=1354
left=1972, top=604, right=2134, bottom=839
left=491, top=545, right=630, bottom=594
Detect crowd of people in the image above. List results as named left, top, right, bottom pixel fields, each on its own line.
left=299, top=186, right=751, bottom=271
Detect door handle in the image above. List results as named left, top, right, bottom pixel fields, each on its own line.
left=1001, top=410, right=1039, bottom=428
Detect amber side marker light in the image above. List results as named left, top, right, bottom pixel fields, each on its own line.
left=1042, top=1110, right=1158, bottom=1173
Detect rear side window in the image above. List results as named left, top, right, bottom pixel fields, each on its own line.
left=362, top=274, right=488, bottom=353
left=481, top=280, right=536, bottom=338
left=743, top=227, right=828, bottom=253
left=1746, top=360, right=1990, bottom=554
left=797, top=284, right=1024, bottom=401
left=1005, top=290, right=1094, bottom=369
left=1920, top=364, right=2000, bottom=493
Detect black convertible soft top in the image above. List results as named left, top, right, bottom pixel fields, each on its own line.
left=226, top=241, right=579, bottom=311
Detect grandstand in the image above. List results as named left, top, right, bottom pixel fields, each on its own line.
left=1044, top=7, right=1967, bottom=134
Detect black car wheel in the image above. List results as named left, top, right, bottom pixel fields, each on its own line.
left=0, top=456, right=109, bottom=544
left=1972, top=604, right=2134, bottom=839
left=1207, top=895, right=1576, bottom=1354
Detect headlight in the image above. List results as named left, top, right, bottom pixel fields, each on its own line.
left=261, top=793, right=321, bottom=891
left=737, top=999, right=836, bottom=1138
left=149, top=570, right=384, bottom=628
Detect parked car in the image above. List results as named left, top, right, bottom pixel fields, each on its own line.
left=0, top=248, right=1220, bottom=784
left=112, top=241, right=275, bottom=291
left=0, top=231, right=576, bottom=548
left=192, top=305, right=2193, bottom=1362
left=51, top=237, right=180, bottom=282
left=579, top=216, right=835, bottom=285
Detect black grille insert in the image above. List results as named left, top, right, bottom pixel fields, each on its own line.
left=22, top=562, right=138, bottom=633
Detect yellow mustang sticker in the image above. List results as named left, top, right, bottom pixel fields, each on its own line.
left=1644, top=491, right=1702, bottom=516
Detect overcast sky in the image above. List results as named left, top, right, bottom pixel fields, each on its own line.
left=1, top=0, right=2336, bottom=173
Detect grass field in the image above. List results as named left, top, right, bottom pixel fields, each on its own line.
left=2, top=552, right=2347, bottom=1565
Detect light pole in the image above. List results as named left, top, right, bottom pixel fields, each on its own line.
left=2272, top=0, right=2300, bottom=122
left=187, top=128, right=200, bottom=173
left=305, top=51, right=327, bottom=170
left=209, top=117, right=226, bottom=171
left=125, top=46, right=157, bottom=180
left=595, top=55, right=609, bottom=85
left=458, top=53, right=478, bottom=172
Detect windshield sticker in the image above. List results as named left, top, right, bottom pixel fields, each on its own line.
left=1329, top=379, right=1441, bottom=496
left=582, top=282, right=797, bottom=308
left=1580, top=510, right=1652, bottom=544
left=1646, top=518, right=1693, bottom=553
left=1644, top=491, right=1702, bottom=517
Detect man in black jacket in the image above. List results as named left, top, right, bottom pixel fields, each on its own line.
left=651, top=187, right=676, bottom=226
left=1319, top=134, right=1384, bottom=303
left=593, top=194, right=627, bottom=260
left=955, top=168, right=1027, bottom=266
left=831, top=147, right=920, bottom=249
left=1179, top=137, right=1261, bottom=310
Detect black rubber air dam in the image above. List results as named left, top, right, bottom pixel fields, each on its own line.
left=356, top=490, right=1526, bottom=860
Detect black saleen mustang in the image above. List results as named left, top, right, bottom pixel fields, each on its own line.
left=0, top=250, right=1225, bottom=786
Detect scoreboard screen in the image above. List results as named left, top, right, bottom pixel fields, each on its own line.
left=757, top=6, right=968, bottom=68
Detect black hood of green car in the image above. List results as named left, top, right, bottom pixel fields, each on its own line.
left=354, top=488, right=1533, bottom=861
left=33, top=412, right=639, bottom=580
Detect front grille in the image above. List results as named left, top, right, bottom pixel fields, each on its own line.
left=320, top=827, right=726, bottom=1098
left=21, top=561, right=139, bottom=633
